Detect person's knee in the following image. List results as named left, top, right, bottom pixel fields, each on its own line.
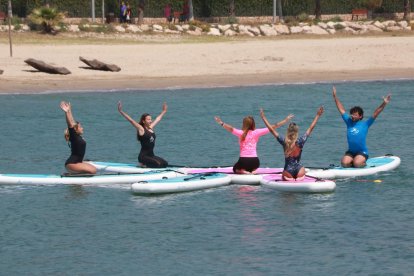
left=87, top=166, right=97, bottom=174
left=297, top=167, right=306, bottom=178
left=341, top=156, right=353, bottom=167
left=353, top=156, right=367, bottom=168
left=282, top=171, right=294, bottom=181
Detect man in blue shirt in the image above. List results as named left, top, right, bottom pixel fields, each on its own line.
left=333, top=86, right=391, bottom=168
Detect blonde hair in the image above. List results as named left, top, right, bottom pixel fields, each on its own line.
left=284, top=123, right=299, bottom=155
left=64, top=122, right=80, bottom=142
left=64, top=128, right=70, bottom=142
left=241, top=116, right=255, bottom=141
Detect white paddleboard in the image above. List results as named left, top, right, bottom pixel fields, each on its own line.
left=0, top=170, right=181, bottom=186
left=131, top=173, right=232, bottom=194
left=261, top=174, right=336, bottom=193
left=306, top=155, right=401, bottom=179
left=180, top=167, right=283, bottom=185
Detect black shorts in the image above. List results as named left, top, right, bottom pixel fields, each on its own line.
left=345, top=151, right=368, bottom=160
left=233, top=157, right=260, bottom=173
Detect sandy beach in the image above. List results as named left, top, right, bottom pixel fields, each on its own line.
left=1, top=34, right=414, bottom=93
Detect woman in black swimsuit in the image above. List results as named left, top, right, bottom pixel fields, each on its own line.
left=118, top=101, right=168, bottom=168
left=60, top=101, right=97, bottom=174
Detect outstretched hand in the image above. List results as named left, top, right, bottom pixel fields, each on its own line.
left=214, top=116, right=222, bottom=124
left=162, top=102, right=168, bottom=113
left=286, top=114, right=294, bottom=121
left=259, top=108, right=265, bottom=118
left=332, top=86, right=337, bottom=97
left=117, top=101, right=123, bottom=113
left=383, top=94, right=391, bottom=104
left=317, top=106, right=324, bottom=116
left=60, top=101, right=71, bottom=113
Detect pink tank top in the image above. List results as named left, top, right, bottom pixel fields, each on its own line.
left=232, top=128, right=269, bottom=157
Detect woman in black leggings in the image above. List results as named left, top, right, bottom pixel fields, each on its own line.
left=118, top=101, right=168, bottom=168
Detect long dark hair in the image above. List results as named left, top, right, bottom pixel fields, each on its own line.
left=139, top=113, right=150, bottom=128
left=137, top=113, right=150, bottom=140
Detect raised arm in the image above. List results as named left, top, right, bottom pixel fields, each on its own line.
left=270, top=114, right=294, bottom=129
left=260, top=108, right=279, bottom=139
left=332, top=86, right=346, bottom=115
left=214, top=116, right=234, bottom=133
left=151, top=102, right=167, bottom=128
left=372, top=94, right=391, bottom=119
left=305, top=106, right=324, bottom=136
left=118, top=101, right=144, bottom=135
left=60, top=101, right=76, bottom=128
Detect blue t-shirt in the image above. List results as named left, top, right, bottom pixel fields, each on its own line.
left=342, top=113, right=375, bottom=155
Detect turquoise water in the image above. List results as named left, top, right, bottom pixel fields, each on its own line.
left=1, top=80, right=413, bottom=275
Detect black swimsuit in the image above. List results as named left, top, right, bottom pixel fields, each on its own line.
left=65, top=127, right=86, bottom=165
left=138, top=128, right=168, bottom=168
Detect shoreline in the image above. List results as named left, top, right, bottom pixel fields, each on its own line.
left=1, top=69, right=414, bottom=94
left=1, top=35, right=414, bottom=94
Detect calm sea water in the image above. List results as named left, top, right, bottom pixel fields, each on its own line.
left=0, top=80, right=413, bottom=275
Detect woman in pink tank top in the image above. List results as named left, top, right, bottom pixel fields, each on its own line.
left=215, top=114, right=293, bottom=174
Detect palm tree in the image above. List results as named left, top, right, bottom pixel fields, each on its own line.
left=27, top=6, right=65, bottom=33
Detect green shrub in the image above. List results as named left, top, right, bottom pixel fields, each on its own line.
left=334, top=23, right=345, bottom=30
left=283, top=16, right=299, bottom=26
left=226, top=16, right=238, bottom=24
left=297, top=12, right=310, bottom=22
left=189, top=20, right=210, bottom=32
left=329, top=16, right=343, bottom=22
left=168, top=24, right=178, bottom=31
left=11, top=17, right=22, bottom=25
left=78, top=23, right=115, bottom=33
left=372, top=16, right=386, bottom=22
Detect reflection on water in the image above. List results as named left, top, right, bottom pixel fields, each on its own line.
left=65, top=185, right=90, bottom=200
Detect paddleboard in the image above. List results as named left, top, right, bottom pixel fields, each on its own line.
left=87, top=161, right=160, bottom=174
left=131, top=173, right=232, bottom=194
left=180, top=167, right=283, bottom=185
left=261, top=174, right=336, bottom=193
left=89, top=161, right=283, bottom=185
left=306, top=155, right=401, bottom=179
left=0, top=170, right=182, bottom=186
